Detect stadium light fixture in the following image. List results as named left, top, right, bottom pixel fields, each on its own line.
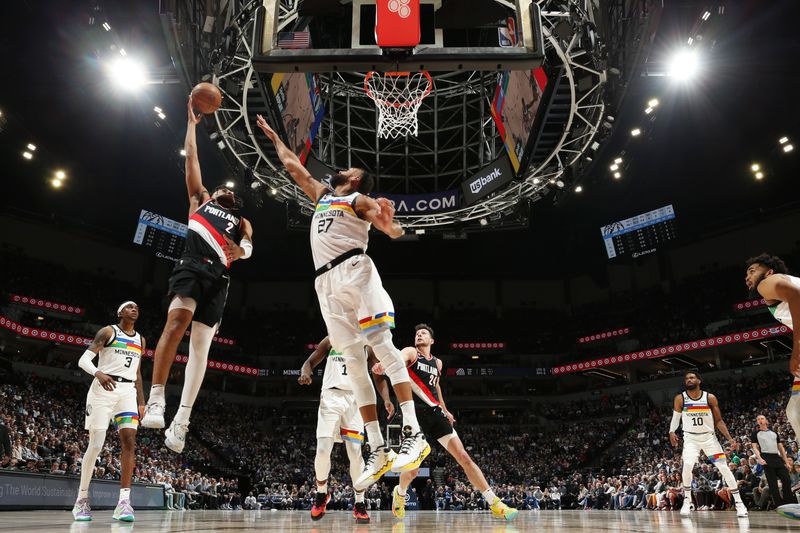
left=51, top=179, right=63, bottom=188
left=614, top=157, right=623, bottom=164
left=55, top=170, right=66, bottom=180
left=702, top=11, right=711, bottom=21
left=119, top=48, right=127, bottom=57
left=750, top=163, right=760, bottom=172
left=22, top=151, right=33, bottom=160
left=610, top=164, right=619, bottom=171
left=575, top=186, right=583, bottom=193
left=779, top=136, right=788, bottom=145
left=27, top=143, right=37, bottom=151
left=179, top=149, right=186, bottom=157
left=102, top=22, right=111, bottom=31
left=225, top=180, right=235, bottom=188
left=784, top=144, right=794, bottom=153
left=613, top=172, right=621, bottom=179
left=644, top=107, right=653, bottom=114
left=106, top=58, right=146, bottom=90
left=157, top=112, right=166, bottom=120
left=755, top=172, right=764, bottom=179
left=270, top=188, right=278, bottom=196
left=631, top=128, right=641, bottom=137
left=556, top=180, right=565, bottom=189
left=479, top=218, right=488, bottom=226
left=532, top=178, right=540, bottom=185
left=648, top=98, right=659, bottom=108
left=667, top=49, right=700, bottom=81
left=154, top=106, right=163, bottom=114
left=687, top=37, right=694, bottom=46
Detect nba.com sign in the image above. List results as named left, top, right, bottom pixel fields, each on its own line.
left=461, top=155, right=514, bottom=205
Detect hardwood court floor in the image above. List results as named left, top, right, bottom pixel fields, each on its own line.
left=1, top=509, right=797, bottom=532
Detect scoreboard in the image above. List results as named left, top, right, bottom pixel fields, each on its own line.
left=601, top=205, right=677, bottom=259
left=133, top=210, right=187, bottom=262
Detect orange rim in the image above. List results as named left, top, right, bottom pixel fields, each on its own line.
left=364, top=71, right=433, bottom=109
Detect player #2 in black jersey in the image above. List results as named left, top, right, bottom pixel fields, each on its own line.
left=186, top=200, right=243, bottom=268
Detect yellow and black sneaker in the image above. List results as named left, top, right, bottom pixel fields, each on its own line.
left=490, top=499, right=518, bottom=521
left=391, top=426, right=431, bottom=472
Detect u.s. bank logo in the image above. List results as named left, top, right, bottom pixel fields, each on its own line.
left=469, top=167, right=503, bottom=194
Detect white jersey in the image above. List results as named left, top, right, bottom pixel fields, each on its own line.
left=96, top=325, right=142, bottom=382
left=768, top=274, right=800, bottom=330
left=681, top=390, right=714, bottom=435
left=310, top=192, right=370, bottom=270
left=321, top=348, right=352, bottom=391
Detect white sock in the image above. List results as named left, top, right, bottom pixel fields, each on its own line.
left=148, top=384, right=165, bottom=405
left=482, top=488, right=499, bottom=505
left=119, top=488, right=131, bottom=502
left=365, top=420, right=385, bottom=448
left=731, top=490, right=743, bottom=503
left=174, top=405, right=192, bottom=424
left=317, top=481, right=328, bottom=494
left=399, top=401, right=420, bottom=433
left=397, top=484, right=407, bottom=496
left=355, top=490, right=365, bottom=503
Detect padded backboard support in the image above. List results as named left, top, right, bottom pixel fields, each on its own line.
left=375, top=0, right=421, bottom=48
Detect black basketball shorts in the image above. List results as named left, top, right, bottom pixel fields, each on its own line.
left=167, top=256, right=230, bottom=328
left=417, top=404, right=455, bottom=443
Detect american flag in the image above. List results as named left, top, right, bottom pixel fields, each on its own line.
left=277, top=31, right=310, bottom=49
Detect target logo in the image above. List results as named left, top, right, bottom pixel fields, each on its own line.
left=388, top=0, right=412, bottom=18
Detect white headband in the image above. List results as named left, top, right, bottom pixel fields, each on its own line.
left=117, top=301, right=138, bottom=316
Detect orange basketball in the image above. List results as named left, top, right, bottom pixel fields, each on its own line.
left=191, top=82, right=222, bottom=114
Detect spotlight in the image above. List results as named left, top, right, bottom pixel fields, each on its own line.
left=50, top=179, right=63, bottom=189
left=157, top=112, right=166, bottom=120
left=614, top=157, right=623, bottom=164
left=250, top=181, right=261, bottom=190
left=701, top=11, right=711, bottom=21
left=217, top=141, right=225, bottom=150
left=415, top=229, right=426, bottom=235
left=687, top=37, right=694, bottom=46
left=779, top=136, right=789, bottom=145
left=102, top=22, right=111, bottom=31
left=648, top=98, right=659, bottom=108
left=154, top=106, right=163, bottom=114
left=644, top=107, right=653, bottom=114
left=225, top=180, right=235, bottom=188
left=106, top=58, right=146, bottom=90
left=750, top=163, right=760, bottom=172
left=119, top=48, right=127, bottom=57
left=479, top=218, right=488, bottom=226
left=55, top=170, right=66, bottom=180
left=27, top=143, right=37, bottom=151
left=667, top=49, right=700, bottom=81
left=556, top=180, right=565, bottom=189
left=22, top=151, right=33, bottom=160
left=179, top=149, right=186, bottom=157
left=575, top=186, right=583, bottom=193
left=471, top=355, right=480, bottom=360
left=784, top=144, right=794, bottom=153
left=532, top=178, right=541, bottom=185
left=610, top=164, right=619, bottom=171
left=270, top=188, right=278, bottom=195
left=631, top=128, right=641, bottom=137
left=755, top=172, right=764, bottom=180
left=613, top=172, right=621, bottom=179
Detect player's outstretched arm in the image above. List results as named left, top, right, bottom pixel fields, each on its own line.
left=79, top=326, right=116, bottom=391
left=355, top=196, right=404, bottom=239
left=758, top=275, right=800, bottom=376
left=708, top=394, right=737, bottom=451
left=669, top=394, right=682, bottom=448
left=185, top=97, right=210, bottom=208
left=255, top=114, right=326, bottom=202
left=136, top=338, right=147, bottom=418
left=298, top=337, right=331, bottom=385
left=367, top=347, right=395, bottom=420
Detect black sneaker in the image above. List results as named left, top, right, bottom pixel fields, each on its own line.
left=353, top=501, right=370, bottom=524
left=311, top=492, right=330, bottom=521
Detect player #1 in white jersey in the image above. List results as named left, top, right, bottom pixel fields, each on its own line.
left=85, top=325, right=143, bottom=431
left=318, top=347, right=364, bottom=444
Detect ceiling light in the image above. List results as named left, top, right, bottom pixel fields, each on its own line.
left=22, top=151, right=33, bottom=160
left=644, top=107, right=653, bottom=114
left=471, top=355, right=480, bottom=360
left=667, top=49, right=700, bottom=81
left=648, top=98, right=659, bottom=108
left=479, top=218, right=488, bottom=226
left=614, top=157, right=623, bottom=164
left=157, top=112, right=166, bottom=120
left=779, top=136, right=788, bottom=145
left=556, top=180, right=565, bottom=189
left=27, top=143, right=37, bottom=151
left=102, top=22, right=111, bottom=31
left=750, top=163, right=760, bottom=172
left=631, top=128, right=641, bottom=137
left=575, top=186, right=583, bottom=193
left=270, top=188, right=278, bottom=195
left=755, top=172, right=764, bottom=179
left=106, top=58, right=146, bottom=90
left=532, top=178, right=541, bottom=185
left=784, top=144, right=794, bottom=153
left=154, top=106, right=163, bottom=114
left=51, top=179, right=63, bottom=188
left=55, top=170, right=66, bottom=180
left=610, top=164, right=619, bottom=171
left=613, top=172, right=621, bottom=179
left=701, top=11, right=711, bottom=21
left=179, top=149, right=186, bottom=157
left=119, top=48, right=127, bottom=57
left=687, top=37, right=694, bottom=46
left=225, top=181, right=235, bottom=188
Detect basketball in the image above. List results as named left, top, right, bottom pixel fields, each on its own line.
left=191, top=82, right=222, bottom=114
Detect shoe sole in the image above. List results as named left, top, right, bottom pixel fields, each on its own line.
left=72, top=517, right=91, bottom=522
left=501, top=509, right=519, bottom=521
left=356, top=457, right=396, bottom=488
left=777, top=509, right=800, bottom=520
left=164, top=438, right=185, bottom=453
left=140, top=418, right=165, bottom=429
left=113, top=516, right=134, bottom=522
left=355, top=517, right=370, bottom=524
left=391, top=443, right=431, bottom=472
left=311, top=512, right=325, bottom=521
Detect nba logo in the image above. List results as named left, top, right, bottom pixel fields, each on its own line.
left=376, top=0, right=421, bottom=48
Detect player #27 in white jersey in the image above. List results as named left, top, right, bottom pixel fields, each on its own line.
left=310, top=192, right=370, bottom=270
left=97, top=325, right=143, bottom=382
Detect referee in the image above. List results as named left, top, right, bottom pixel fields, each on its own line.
left=751, top=414, right=794, bottom=507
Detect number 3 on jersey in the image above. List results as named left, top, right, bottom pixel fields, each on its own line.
left=317, top=219, right=334, bottom=234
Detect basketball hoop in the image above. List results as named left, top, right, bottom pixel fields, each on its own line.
left=364, top=71, right=433, bottom=139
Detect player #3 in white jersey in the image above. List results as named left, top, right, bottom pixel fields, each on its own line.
left=317, top=348, right=364, bottom=444
left=310, top=192, right=370, bottom=271
left=85, top=325, right=143, bottom=431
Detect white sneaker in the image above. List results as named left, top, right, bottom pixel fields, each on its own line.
left=680, top=497, right=693, bottom=516
left=165, top=420, right=189, bottom=453
left=141, top=402, right=165, bottom=429
left=355, top=446, right=397, bottom=489
left=777, top=503, right=800, bottom=520
left=735, top=501, right=748, bottom=517
left=391, top=429, right=431, bottom=472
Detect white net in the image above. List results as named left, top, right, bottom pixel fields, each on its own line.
left=364, top=71, right=433, bottom=139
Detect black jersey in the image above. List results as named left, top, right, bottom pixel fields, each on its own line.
left=186, top=200, right=242, bottom=268
left=407, top=351, right=441, bottom=408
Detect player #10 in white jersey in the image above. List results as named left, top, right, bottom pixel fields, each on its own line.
left=310, top=192, right=370, bottom=270
left=322, top=348, right=352, bottom=392
left=681, top=390, right=714, bottom=435
left=98, top=325, right=143, bottom=381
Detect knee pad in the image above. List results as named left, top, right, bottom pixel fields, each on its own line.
left=365, top=330, right=409, bottom=385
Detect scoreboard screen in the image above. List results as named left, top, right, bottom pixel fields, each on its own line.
left=601, top=205, right=677, bottom=259
left=133, top=210, right=187, bottom=262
